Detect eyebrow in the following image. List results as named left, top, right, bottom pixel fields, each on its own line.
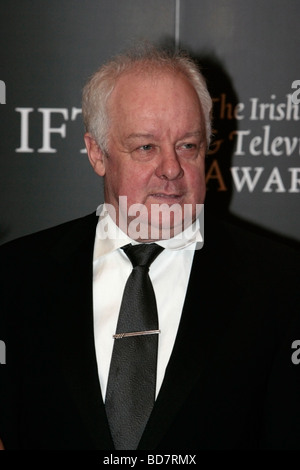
left=125, top=133, right=155, bottom=142
left=125, top=131, right=202, bottom=142
left=179, top=131, right=202, bottom=139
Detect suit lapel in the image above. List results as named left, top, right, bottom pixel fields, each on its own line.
left=139, top=221, right=238, bottom=449
left=47, top=213, right=114, bottom=449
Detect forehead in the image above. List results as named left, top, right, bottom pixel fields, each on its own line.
left=109, top=69, right=201, bottom=114
left=107, top=69, right=203, bottom=137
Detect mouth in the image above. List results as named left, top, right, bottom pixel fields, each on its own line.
left=148, top=193, right=184, bottom=204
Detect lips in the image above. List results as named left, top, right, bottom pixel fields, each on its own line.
left=151, top=193, right=181, bottom=198
left=147, top=193, right=185, bottom=206
left=149, top=192, right=184, bottom=200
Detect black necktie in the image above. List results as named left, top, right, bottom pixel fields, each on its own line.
left=105, top=243, right=164, bottom=450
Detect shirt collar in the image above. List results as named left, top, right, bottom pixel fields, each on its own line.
left=93, top=203, right=203, bottom=260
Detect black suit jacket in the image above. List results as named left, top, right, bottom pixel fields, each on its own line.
left=0, top=212, right=299, bottom=450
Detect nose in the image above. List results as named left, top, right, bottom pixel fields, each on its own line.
left=155, top=147, right=184, bottom=181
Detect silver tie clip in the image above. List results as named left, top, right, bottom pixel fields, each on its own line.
left=113, top=329, right=161, bottom=339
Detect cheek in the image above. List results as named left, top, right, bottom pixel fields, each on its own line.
left=185, top=164, right=206, bottom=200
left=112, top=164, right=152, bottom=202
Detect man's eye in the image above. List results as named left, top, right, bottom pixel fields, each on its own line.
left=131, top=144, right=157, bottom=161
left=139, top=144, right=153, bottom=151
left=182, top=143, right=196, bottom=150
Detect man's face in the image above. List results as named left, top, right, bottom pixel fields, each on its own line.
left=86, top=70, right=206, bottom=241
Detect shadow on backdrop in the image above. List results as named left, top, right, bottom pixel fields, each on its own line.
left=188, top=46, right=299, bottom=250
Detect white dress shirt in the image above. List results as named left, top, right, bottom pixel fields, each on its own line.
left=92, top=205, right=202, bottom=400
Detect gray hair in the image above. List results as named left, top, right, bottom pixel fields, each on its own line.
left=82, top=44, right=212, bottom=152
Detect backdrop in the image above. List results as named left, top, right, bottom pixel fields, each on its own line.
left=0, top=0, right=299, bottom=245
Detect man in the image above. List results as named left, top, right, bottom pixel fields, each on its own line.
left=0, top=45, right=299, bottom=450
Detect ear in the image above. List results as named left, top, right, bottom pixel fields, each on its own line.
left=84, top=133, right=106, bottom=176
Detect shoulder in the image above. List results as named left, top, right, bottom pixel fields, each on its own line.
left=0, top=212, right=98, bottom=327
left=199, top=213, right=299, bottom=322
left=0, top=212, right=98, bottom=261
left=203, top=213, right=300, bottom=268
